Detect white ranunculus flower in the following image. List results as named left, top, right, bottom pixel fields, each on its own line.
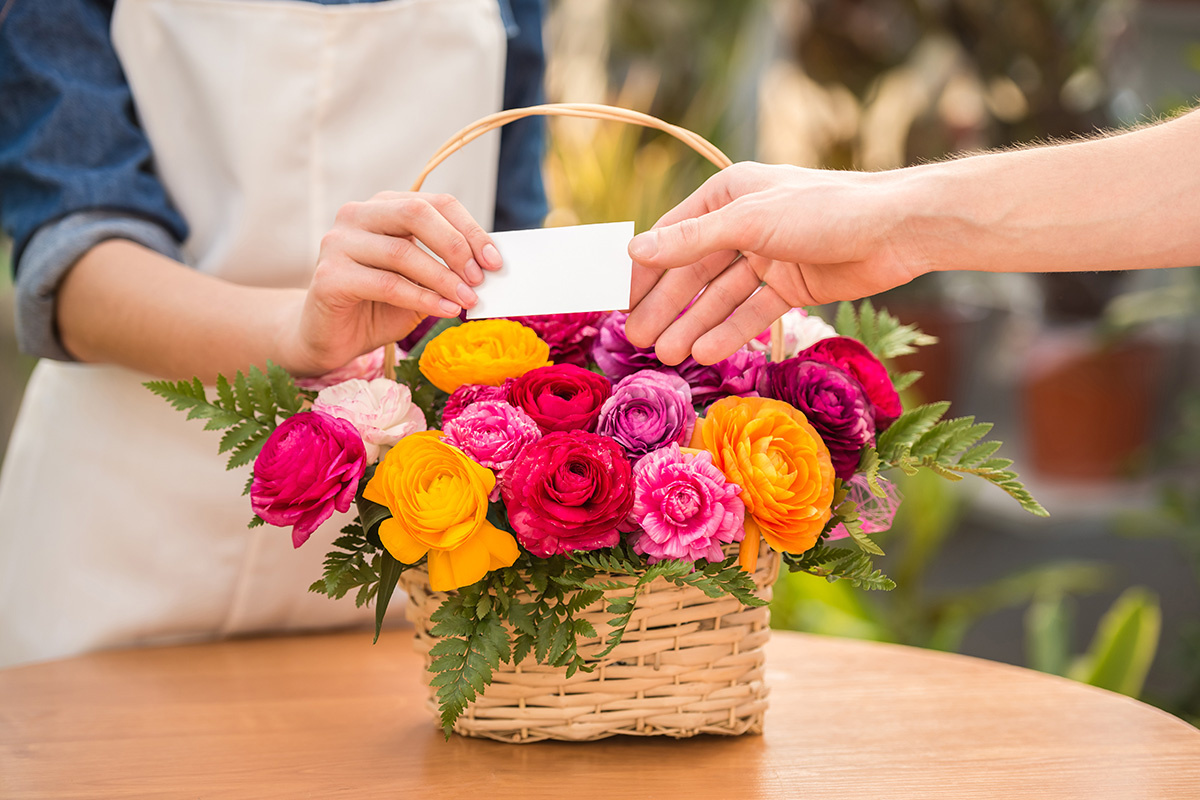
left=748, top=309, right=838, bottom=360
left=313, top=378, right=426, bottom=463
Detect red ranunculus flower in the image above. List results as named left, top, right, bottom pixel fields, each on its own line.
left=501, top=430, right=634, bottom=557
left=506, top=363, right=612, bottom=433
left=250, top=411, right=367, bottom=548
left=797, top=337, right=902, bottom=429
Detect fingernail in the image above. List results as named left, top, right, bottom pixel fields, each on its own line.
left=629, top=231, right=659, bottom=259
left=465, top=258, right=483, bottom=285
left=456, top=282, right=477, bottom=306
left=482, top=243, right=502, bottom=269
left=438, top=299, right=461, bottom=316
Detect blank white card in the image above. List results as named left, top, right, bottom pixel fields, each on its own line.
left=465, top=221, right=635, bottom=319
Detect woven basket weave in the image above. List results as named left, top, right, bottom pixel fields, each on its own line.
left=395, top=104, right=785, bottom=742
left=399, top=543, right=780, bottom=743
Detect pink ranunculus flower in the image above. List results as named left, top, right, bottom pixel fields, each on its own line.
left=597, top=370, right=696, bottom=459
left=313, top=378, right=427, bottom=463
left=442, top=400, right=543, bottom=501
left=441, top=382, right=511, bottom=428
left=629, top=445, right=745, bottom=564
left=250, top=411, right=367, bottom=548
left=748, top=309, right=838, bottom=360
left=295, top=346, right=391, bottom=390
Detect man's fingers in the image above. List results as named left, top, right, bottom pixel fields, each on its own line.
left=651, top=257, right=762, bottom=366
left=624, top=252, right=736, bottom=349
left=692, top=286, right=793, bottom=365
left=628, top=248, right=736, bottom=311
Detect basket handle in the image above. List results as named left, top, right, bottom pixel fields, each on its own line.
left=389, top=102, right=785, bottom=374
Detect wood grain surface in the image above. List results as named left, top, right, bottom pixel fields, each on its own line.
left=2, top=629, right=1197, bottom=799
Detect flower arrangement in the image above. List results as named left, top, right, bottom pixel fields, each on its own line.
left=148, top=300, right=1045, bottom=736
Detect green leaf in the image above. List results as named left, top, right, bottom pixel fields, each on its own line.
left=218, top=420, right=265, bottom=455
left=355, top=494, right=392, bottom=541
left=1025, top=591, right=1073, bottom=677
left=1069, top=587, right=1162, bottom=697
left=877, top=402, right=951, bottom=460
left=247, top=365, right=276, bottom=421
left=373, top=551, right=403, bottom=644
left=428, top=608, right=508, bottom=736
left=233, top=371, right=255, bottom=418
left=267, top=361, right=303, bottom=415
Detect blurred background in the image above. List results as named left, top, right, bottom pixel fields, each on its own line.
left=2, top=0, right=1197, bottom=723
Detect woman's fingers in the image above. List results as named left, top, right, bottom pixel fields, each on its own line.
left=338, top=193, right=498, bottom=286
left=314, top=252, right=464, bottom=319
left=323, top=227, right=475, bottom=312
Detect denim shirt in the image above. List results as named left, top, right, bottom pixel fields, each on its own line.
left=0, top=0, right=548, bottom=361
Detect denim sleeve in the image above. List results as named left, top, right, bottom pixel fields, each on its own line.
left=0, top=0, right=188, bottom=359
left=493, top=0, right=548, bottom=233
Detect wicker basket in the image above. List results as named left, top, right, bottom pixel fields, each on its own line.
left=400, top=543, right=780, bottom=743
left=395, top=104, right=785, bottom=743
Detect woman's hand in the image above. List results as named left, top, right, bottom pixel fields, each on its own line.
left=284, top=191, right=503, bottom=376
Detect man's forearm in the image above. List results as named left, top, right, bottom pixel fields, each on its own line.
left=898, top=110, right=1200, bottom=277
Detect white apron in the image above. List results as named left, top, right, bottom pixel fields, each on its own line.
left=0, top=0, right=507, bottom=668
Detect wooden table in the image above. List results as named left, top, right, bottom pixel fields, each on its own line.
left=2, top=629, right=1197, bottom=799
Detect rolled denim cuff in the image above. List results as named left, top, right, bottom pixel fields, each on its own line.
left=15, top=211, right=183, bottom=361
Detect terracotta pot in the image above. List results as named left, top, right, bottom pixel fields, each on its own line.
left=1022, top=332, right=1165, bottom=480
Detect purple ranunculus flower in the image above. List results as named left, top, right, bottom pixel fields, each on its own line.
left=508, top=312, right=604, bottom=367
left=591, top=311, right=666, bottom=381
left=667, top=348, right=766, bottom=411
left=596, top=370, right=697, bottom=459
left=763, top=358, right=876, bottom=481
left=250, top=411, right=367, bottom=548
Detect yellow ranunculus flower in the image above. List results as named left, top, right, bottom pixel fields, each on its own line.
left=691, top=396, right=835, bottom=572
left=363, top=431, right=519, bottom=591
left=418, top=319, right=551, bottom=394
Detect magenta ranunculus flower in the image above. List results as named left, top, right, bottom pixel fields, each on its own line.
left=666, top=348, right=766, bottom=411
left=441, top=382, right=510, bottom=428
left=442, top=400, right=543, bottom=500
left=501, top=430, right=634, bottom=557
left=507, top=312, right=604, bottom=367
left=596, top=370, right=696, bottom=459
left=250, top=411, right=367, bottom=548
left=762, top=358, right=876, bottom=481
left=798, top=336, right=902, bottom=430
left=506, top=363, right=612, bottom=433
left=629, top=445, right=745, bottom=564
left=592, top=311, right=666, bottom=381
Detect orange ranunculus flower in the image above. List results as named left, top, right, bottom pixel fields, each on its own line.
left=363, top=430, right=519, bottom=591
left=418, top=319, right=552, bottom=394
left=691, top=396, right=835, bottom=571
